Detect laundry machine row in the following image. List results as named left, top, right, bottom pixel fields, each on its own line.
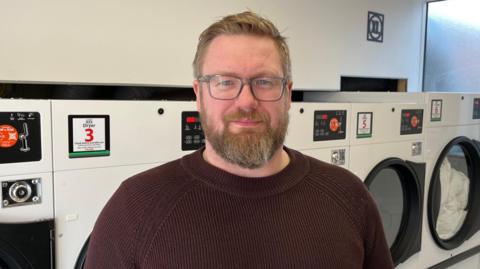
left=1, top=99, right=353, bottom=269
left=4, top=94, right=477, bottom=269
left=0, top=99, right=206, bottom=268
left=306, top=91, right=480, bottom=268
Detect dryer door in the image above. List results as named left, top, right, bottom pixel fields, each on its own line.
left=428, top=136, right=480, bottom=250
left=0, top=240, right=32, bottom=269
left=365, top=158, right=425, bottom=266
left=0, top=220, right=54, bottom=269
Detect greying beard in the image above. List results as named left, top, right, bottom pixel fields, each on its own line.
left=200, top=106, right=289, bottom=169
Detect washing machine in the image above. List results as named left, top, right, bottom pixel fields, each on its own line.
left=0, top=99, right=55, bottom=268
left=303, top=92, right=426, bottom=268
left=422, top=92, right=480, bottom=269
left=285, top=102, right=351, bottom=170
left=50, top=100, right=199, bottom=269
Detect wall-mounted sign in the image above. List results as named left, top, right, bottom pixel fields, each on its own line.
left=367, top=11, right=384, bottom=43
left=68, top=115, right=110, bottom=158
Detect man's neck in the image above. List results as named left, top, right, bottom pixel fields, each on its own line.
left=202, top=144, right=290, bottom=178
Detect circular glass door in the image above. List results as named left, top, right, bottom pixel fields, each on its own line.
left=428, top=136, right=480, bottom=250
left=368, top=168, right=404, bottom=247
left=365, top=158, right=423, bottom=265
left=0, top=240, right=31, bottom=269
left=435, top=145, right=469, bottom=239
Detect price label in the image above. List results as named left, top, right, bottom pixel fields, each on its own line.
left=431, top=99, right=442, bottom=122
left=68, top=115, right=110, bottom=158
left=357, top=112, right=373, bottom=138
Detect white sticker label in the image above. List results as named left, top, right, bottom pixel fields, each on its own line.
left=72, top=118, right=106, bottom=152
left=431, top=99, right=442, bottom=121
left=357, top=112, right=372, bottom=138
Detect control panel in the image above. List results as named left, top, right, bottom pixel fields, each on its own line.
left=400, top=109, right=423, bottom=135
left=313, top=110, right=347, bottom=141
left=1, top=178, right=42, bottom=208
left=182, top=111, right=205, bottom=151
left=473, top=98, right=480, bottom=120
left=0, top=112, right=42, bottom=164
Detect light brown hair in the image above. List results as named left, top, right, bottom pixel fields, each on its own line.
left=193, top=11, right=291, bottom=80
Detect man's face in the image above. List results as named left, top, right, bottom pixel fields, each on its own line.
left=193, top=34, right=292, bottom=169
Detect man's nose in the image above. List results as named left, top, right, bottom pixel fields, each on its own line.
left=235, top=83, right=259, bottom=110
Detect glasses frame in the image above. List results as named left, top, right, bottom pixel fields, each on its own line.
left=197, top=74, right=287, bottom=102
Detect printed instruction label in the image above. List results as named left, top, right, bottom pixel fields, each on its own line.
left=431, top=99, right=442, bottom=122
left=69, top=115, right=110, bottom=158
left=356, top=112, right=373, bottom=138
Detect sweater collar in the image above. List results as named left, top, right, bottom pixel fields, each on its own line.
left=181, top=146, right=310, bottom=198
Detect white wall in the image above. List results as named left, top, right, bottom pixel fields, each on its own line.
left=0, top=0, right=424, bottom=91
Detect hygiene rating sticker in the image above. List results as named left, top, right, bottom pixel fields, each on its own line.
left=356, top=112, right=373, bottom=138
left=68, top=115, right=110, bottom=158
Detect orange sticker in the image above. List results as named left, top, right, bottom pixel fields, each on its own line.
left=411, top=116, right=419, bottom=128
left=329, top=118, right=340, bottom=132
left=0, top=124, right=19, bottom=148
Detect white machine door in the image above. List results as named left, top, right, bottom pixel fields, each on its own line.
left=428, top=136, right=480, bottom=250
left=365, top=158, right=425, bottom=266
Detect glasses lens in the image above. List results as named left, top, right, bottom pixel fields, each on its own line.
left=252, top=77, right=284, bottom=101
left=209, top=75, right=241, bottom=100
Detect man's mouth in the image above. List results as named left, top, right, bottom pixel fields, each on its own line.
left=229, top=118, right=263, bottom=127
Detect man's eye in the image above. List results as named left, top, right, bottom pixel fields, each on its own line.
left=255, top=79, right=275, bottom=87
left=214, top=79, right=235, bottom=88
left=220, top=80, right=235, bottom=86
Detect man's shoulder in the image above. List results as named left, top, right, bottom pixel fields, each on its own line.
left=303, top=153, right=365, bottom=190
left=301, top=154, right=373, bottom=229
left=121, top=157, right=194, bottom=195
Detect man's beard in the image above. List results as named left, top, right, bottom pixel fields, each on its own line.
left=200, top=104, right=289, bottom=169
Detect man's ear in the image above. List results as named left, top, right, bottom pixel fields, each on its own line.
left=193, top=80, right=201, bottom=112
left=285, top=80, right=293, bottom=109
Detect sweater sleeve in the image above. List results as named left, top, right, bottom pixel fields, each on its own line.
left=84, top=181, right=141, bottom=269
left=362, top=190, right=395, bottom=269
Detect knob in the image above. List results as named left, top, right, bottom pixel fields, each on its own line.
left=9, top=181, right=32, bottom=203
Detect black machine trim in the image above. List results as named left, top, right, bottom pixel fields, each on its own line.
left=428, top=245, right=480, bottom=269
left=365, top=158, right=425, bottom=266
left=74, top=236, right=90, bottom=269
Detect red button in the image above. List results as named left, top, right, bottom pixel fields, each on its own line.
left=186, top=117, right=197, bottom=123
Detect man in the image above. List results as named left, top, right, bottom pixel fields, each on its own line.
left=85, top=11, right=394, bottom=268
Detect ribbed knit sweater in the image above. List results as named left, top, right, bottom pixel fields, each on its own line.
left=85, top=147, right=394, bottom=268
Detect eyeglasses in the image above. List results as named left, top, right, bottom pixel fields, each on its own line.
left=197, top=74, right=287, bottom=101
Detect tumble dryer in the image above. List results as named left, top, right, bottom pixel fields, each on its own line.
left=51, top=100, right=199, bottom=269
left=0, top=99, right=55, bottom=268
left=285, top=102, right=351, bottom=169
left=422, top=93, right=480, bottom=269
left=350, top=101, right=426, bottom=268
left=304, top=92, right=426, bottom=268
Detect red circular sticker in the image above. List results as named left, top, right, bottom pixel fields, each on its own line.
left=0, top=125, right=19, bottom=148
left=411, top=116, right=419, bottom=128
left=329, top=118, right=340, bottom=132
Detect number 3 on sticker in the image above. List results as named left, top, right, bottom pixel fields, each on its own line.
left=85, top=128, right=94, bottom=142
